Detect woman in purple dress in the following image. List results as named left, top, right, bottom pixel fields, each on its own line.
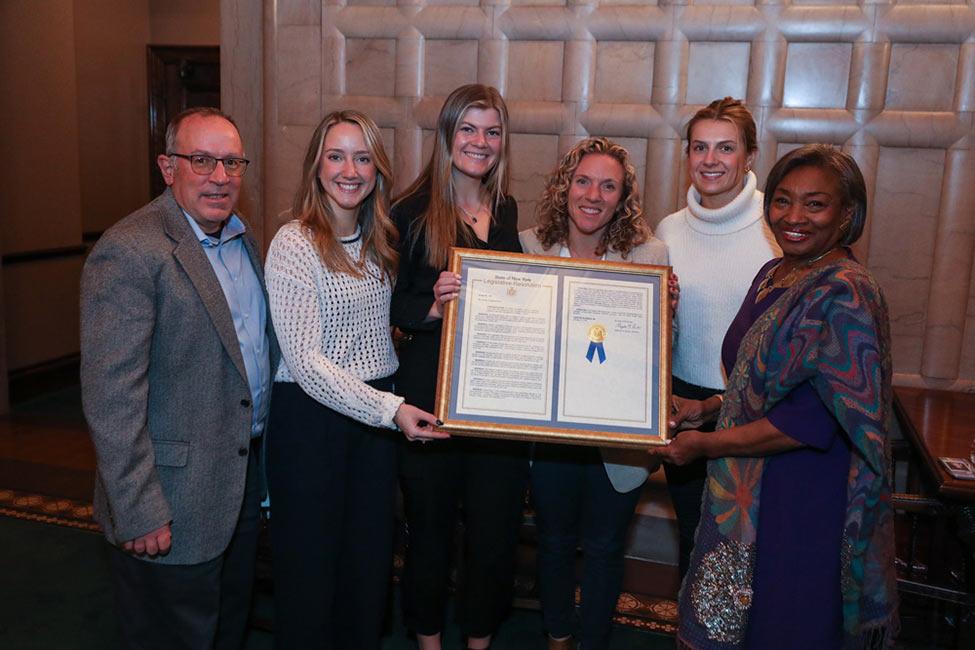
left=651, top=144, right=899, bottom=648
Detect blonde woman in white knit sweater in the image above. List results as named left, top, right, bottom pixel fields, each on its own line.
left=264, top=110, right=446, bottom=650
left=655, top=97, right=780, bottom=580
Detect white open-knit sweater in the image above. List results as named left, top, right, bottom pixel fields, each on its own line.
left=265, top=221, right=404, bottom=428
left=656, top=171, right=781, bottom=390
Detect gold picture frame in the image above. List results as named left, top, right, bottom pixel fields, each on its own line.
left=434, top=248, right=672, bottom=449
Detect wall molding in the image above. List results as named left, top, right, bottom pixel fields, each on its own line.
left=1, top=245, right=87, bottom=267
left=8, top=353, right=80, bottom=404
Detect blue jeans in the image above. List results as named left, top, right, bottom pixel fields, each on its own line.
left=531, top=444, right=643, bottom=650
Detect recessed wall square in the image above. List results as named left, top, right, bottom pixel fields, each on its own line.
left=783, top=43, right=852, bottom=109
left=507, top=41, right=565, bottom=102
left=425, top=40, right=479, bottom=97
left=686, top=42, right=749, bottom=105
left=346, top=38, right=396, bottom=97
left=595, top=42, right=654, bottom=104
left=886, top=44, right=958, bottom=111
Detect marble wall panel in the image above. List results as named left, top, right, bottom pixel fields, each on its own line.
left=886, top=44, right=959, bottom=111
left=424, top=40, right=479, bottom=96
left=595, top=41, right=654, bottom=104
left=346, top=0, right=397, bottom=6
left=685, top=42, right=750, bottom=105
left=783, top=43, right=852, bottom=109
left=266, top=124, right=317, bottom=231
left=507, top=41, right=565, bottom=102
left=381, top=127, right=395, bottom=169
left=615, top=136, right=649, bottom=200
left=420, top=128, right=436, bottom=173
left=869, top=147, right=945, bottom=375
left=957, top=257, right=975, bottom=382
left=277, top=0, right=320, bottom=25
left=234, top=0, right=975, bottom=389
left=276, top=25, right=321, bottom=126
left=510, top=133, right=561, bottom=230
left=511, top=0, right=567, bottom=6
left=345, top=38, right=397, bottom=97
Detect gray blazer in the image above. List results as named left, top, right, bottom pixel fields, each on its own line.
left=519, top=228, right=668, bottom=493
left=80, top=189, right=279, bottom=565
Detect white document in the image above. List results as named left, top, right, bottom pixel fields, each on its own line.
left=455, top=267, right=558, bottom=420
left=557, top=276, right=654, bottom=427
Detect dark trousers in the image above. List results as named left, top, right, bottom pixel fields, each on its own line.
left=664, top=376, right=718, bottom=580
left=530, top=443, right=643, bottom=650
left=107, top=439, right=262, bottom=650
left=266, top=381, right=398, bottom=650
left=399, top=436, right=529, bottom=638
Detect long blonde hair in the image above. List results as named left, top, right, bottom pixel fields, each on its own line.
left=534, top=137, right=649, bottom=258
left=395, top=84, right=511, bottom=269
left=292, top=110, right=398, bottom=279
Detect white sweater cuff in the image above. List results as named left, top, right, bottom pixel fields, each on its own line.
left=380, top=392, right=406, bottom=429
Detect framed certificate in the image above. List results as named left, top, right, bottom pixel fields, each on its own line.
left=435, top=248, right=672, bottom=448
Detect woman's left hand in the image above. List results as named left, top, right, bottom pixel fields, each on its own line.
left=668, top=274, right=680, bottom=315
left=649, top=429, right=705, bottom=466
left=427, top=271, right=462, bottom=321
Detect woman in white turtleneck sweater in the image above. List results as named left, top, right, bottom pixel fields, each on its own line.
left=655, top=97, right=780, bottom=579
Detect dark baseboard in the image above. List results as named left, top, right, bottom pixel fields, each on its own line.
left=9, top=355, right=80, bottom=404
left=1, top=245, right=87, bottom=266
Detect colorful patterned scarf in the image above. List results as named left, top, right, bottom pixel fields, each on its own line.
left=678, top=257, right=899, bottom=649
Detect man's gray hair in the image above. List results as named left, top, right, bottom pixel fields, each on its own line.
left=164, top=107, right=240, bottom=154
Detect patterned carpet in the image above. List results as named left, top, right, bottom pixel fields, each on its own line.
left=1, top=482, right=678, bottom=637
left=0, top=487, right=98, bottom=532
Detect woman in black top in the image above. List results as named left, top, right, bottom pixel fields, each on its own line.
left=391, top=84, right=528, bottom=650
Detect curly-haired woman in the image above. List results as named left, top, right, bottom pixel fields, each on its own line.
left=520, top=137, right=670, bottom=650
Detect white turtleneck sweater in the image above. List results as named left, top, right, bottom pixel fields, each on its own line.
left=655, top=171, right=781, bottom=390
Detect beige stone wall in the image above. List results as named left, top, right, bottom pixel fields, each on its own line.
left=149, top=0, right=220, bottom=45
left=233, top=0, right=975, bottom=390
left=0, top=0, right=219, bottom=388
left=75, top=0, right=152, bottom=235
left=0, top=0, right=85, bottom=379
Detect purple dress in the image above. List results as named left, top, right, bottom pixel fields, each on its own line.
left=720, top=259, right=852, bottom=649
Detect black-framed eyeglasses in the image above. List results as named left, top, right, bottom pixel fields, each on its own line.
left=168, top=153, right=250, bottom=177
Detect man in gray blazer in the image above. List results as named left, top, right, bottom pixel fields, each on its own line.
left=81, top=107, right=278, bottom=649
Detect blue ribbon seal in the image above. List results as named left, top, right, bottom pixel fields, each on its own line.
left=586, top=324, right=607, bottom=364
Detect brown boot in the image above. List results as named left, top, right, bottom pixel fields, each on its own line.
left=547, top=635, right=575, bottom=650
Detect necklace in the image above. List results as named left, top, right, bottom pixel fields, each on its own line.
left=459, top=203, right=484, bottom=225
left=755, top=247, right=839, bottom=303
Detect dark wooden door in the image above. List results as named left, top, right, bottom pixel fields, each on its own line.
left=147, top=46, right=220, bottom=199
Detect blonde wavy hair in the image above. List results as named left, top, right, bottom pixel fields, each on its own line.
left=395, top=84, right=511, bottom=269
left=291, top=110, right=398, bottom=279
left=533, top=137, right=650, bottom=258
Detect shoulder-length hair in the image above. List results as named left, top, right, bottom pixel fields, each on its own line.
left=395, top=84, right=511, bottom=269
left=533, top=137, right=650, bottom=259
left=292, top=110, right=398, bottom=279
left=763, top=144, right=868, bottom=247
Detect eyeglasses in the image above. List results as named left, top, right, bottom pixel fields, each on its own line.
left=168, top=153, right=250, bottom=177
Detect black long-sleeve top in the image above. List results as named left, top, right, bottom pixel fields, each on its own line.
left=390, top=191, right=521, bottom=411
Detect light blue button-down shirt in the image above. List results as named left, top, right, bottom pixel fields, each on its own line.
left=183, top=212, right=271, bottom=437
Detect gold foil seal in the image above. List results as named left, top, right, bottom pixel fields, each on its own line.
left=588, top=323, right=607, bottom=343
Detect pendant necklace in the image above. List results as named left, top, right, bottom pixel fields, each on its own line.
left=459, top=204, right=483, bottom=225
left=755, top=247, right=839, bottom=303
